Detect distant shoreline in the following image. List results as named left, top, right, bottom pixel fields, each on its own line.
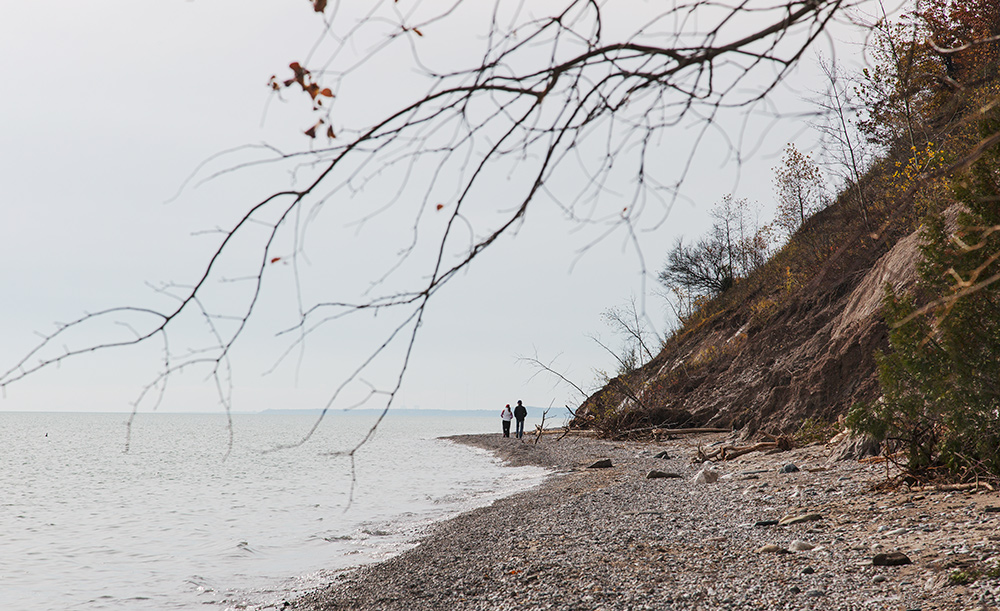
left=0, top=408, right=505, bottom=417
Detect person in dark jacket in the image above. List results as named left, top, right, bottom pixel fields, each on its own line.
left=513, top=400, right=527, bottom=439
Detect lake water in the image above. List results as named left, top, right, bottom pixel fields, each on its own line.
left=0, top=411, right=548, bottom=610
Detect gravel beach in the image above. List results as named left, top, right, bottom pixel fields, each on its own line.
left=290, top=432, right=1000, bottom=611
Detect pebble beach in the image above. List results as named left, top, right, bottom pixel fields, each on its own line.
left=290, top=432, right=1000, bottom=611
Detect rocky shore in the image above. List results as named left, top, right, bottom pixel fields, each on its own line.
left=290, top=432, right=1000, bottom=610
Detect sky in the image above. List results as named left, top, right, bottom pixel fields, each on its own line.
left=0, top=1, right=877, bottom=417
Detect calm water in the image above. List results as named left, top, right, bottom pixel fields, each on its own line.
left=0, top=411, right=547, bottom=610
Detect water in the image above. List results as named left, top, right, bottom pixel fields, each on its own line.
left=0, top=411, right=547, bottom=610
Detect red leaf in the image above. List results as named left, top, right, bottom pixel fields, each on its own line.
left=312, top=0, right=327, bottom=12
left=270, top=257, right=281, bottom=264
left=319, top=88, right=333, bottom=98
left=326, top=126, right=336, bottom=139
left=436, top=204, right=444, bottom=211
left=413, top=28, right=423, bottom=36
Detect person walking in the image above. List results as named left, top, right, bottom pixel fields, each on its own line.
left=501, top=404, right=513, bottom=438
left=513, top=400, right=527, bottom=439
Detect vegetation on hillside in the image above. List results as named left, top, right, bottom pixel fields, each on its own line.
left=577, top=0, right=1000, bottom=483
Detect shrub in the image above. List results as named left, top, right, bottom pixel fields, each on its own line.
left=848, top=112, right=1000, bottom=481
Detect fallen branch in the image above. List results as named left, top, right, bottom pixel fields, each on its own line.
left=533, top=408, right=550, bottom=445
left=536, top=428, right=598, bottom=437
left=908, top=481, right=996, bottom=493
left=721, top=442, right=779, bottom=460
left=652, top=427, right=730, bottom=436
left=696, top=438, right=792, bottom=462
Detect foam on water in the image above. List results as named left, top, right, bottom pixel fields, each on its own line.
left=0, top=411, right=548, bottom=610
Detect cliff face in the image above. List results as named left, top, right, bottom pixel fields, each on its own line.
left=577, top=207, right=926, bottom=437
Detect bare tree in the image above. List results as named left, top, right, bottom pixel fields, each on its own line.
left=812, top=56, right=874, bottom=232
left=1, top=1, right=851, bottom=451
left=600, top=295, right=662, bottom=365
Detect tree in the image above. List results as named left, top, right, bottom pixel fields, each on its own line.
left=658, top=193, right=771, bottom=301
left=847, top=18, right=1000, bottom=481
left=595, top=295, right=663, bottom=375
left=659, top=234, right=733, bottom=297
left=1, top=1, right=853, bottom=449
left=773, top=143, right=827, bottom=239
left=812, top=57, right=874, bottom=232
left=847, top=125, right=1000, bottom=479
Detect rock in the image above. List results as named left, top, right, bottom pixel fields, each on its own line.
left=805, top=589, right=826, bottom=597
left=789, top=539, right=816, bottom=552
left=653, top=450, right=671, bottom=459
left=780, top=463, right=800, bottom=473
left=778, top=513, right=823, bottom=526
left=984, top=506, right=1000, bottom=513
left=789, top=586, right=801, bottom=594
left=873, top=552, right=912, bottom=566
left=692, top=467, right=720, bottom=485
left=873, top=575, right=887, bottom=584
left=754, top=519, right=780, bottom=527
left=828, top=432, right=881, bottom=462
left=587, top=459, right=613, bottom=469
left=757, top=544, right=789, bottom=554
left=646, top=470, right=682, bottom=479
left=801, top=567, right=815, bottom=575
left=885, top=528, right=909, bottom=536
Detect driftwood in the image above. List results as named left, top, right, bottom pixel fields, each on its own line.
left=653, top=427, right=730, bottom=435
left=535, top=427, right=599, bottom=437
left=697, top=435, right=794, bottom=462
left=908, top=481, right=996, bottom=493
left=533, top=408, right=550, bottom=445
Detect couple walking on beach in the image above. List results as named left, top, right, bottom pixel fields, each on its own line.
left=501, top=400, right=527, bottom=438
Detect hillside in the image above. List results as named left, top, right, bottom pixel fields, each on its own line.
left=573, top=0, right=1000, bottom=450
left=574, top=188, right=922, bottom=438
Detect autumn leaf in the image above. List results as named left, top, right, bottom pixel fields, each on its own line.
left=312, top=0, right=327, bottom=12
left=319, top=88, right=333, bottom=98
left=436, top=204, right=444, bottom=211
left=326, top=125, right=336, bottom=139
left=304, top=118, right=324, bottom=138
left=413, top=28, right=423, bottom=37
left=270, top=257, right=282, bottom=264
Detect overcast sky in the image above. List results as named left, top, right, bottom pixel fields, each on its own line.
left=0, top=1, right=873, bottom=418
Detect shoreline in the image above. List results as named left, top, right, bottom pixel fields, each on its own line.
left=290, top=432, right=1000, bottom=610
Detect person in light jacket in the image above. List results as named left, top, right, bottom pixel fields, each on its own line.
left=513, top=400, right=527, bottom=439
left=501, top=404, right=513, bottom=438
